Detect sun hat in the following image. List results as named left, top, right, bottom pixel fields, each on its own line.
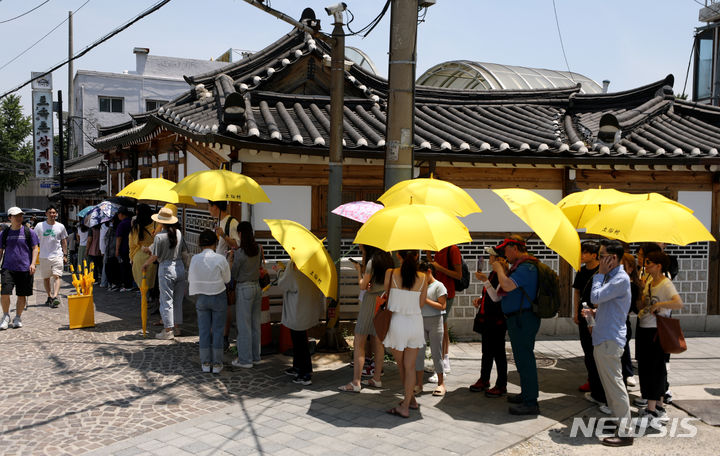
left=162, top=203, right=177, bottom=216
left=151, top=207, right=178, bottom=225
left=7, top=207, right=23, bottom=216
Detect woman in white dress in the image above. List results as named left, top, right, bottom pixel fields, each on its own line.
left=383, top=250, right=427, bottom=418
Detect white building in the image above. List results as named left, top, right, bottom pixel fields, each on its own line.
left=72, top=47, right=229, bottom=156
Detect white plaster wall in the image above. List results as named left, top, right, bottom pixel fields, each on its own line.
left=252, top=186, right=312, bottom=231
left=677, top=191, right=712, bottom=230
left=185, top=150, right=208, bottom=176
left=460, top=188, right=564, bottom=232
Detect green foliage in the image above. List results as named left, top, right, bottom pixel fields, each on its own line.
left=675, top=93, right=689, bottom=100
left=0, top=95, right=33, bottom=191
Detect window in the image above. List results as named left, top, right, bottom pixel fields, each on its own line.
left=98, top=96, right=123, bottom=113
left=694, top=27, right=716, bottom=102
left=145, top=99, right=167, bottom=112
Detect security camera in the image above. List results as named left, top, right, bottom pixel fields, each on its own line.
left=324, top=2, right=347, bottom=16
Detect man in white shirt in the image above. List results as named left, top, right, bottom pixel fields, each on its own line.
left=34, top=206, right=68, bottom=308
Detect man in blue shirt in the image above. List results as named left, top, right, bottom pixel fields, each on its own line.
left=588, top=239, right=633, bottom=447
left=493, top=236, right=540, bottom=415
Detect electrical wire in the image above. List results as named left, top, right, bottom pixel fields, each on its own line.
left=552, top=0, right=574, bottom=82
left=682, top=37, right=696, bottom=98
left=0, top=0, right=50, bottom=24
left=0, top=0, right=172, bottom=101
left=345, top=0, right=390, bottom=38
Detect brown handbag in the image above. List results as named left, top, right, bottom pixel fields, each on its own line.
left=655, top=314, right=687, bottom=354
left=373, top=293, right=392, bottom=342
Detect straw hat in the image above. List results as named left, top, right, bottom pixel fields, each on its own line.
left=162, top=203, right=177, bottom=216
left=151, top=207, right=178, bottom=225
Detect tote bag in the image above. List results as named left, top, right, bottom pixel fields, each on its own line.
left=655, top=314, right=687, bottom=354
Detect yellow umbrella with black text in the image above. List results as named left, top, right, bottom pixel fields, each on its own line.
left=172, top=169, right=271, bottom=204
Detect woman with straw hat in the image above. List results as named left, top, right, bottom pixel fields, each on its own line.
left=142, top=207, right=186, bottom=340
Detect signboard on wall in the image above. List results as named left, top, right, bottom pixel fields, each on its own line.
left=31, top=72, right=54, bottom=178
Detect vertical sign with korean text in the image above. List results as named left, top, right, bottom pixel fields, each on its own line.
left=31, top=72, right=54, bottom=178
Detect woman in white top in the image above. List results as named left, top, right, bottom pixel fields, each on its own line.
left=76, top=222, right=89, bottom=270
left=189, top=229, right=231, bottom=374
left=636, top=250, right=683, bottom=420
left=383, top=250, right=427, bottom=418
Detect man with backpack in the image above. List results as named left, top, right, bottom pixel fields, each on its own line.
left=429, top=244, right=463, bottom=374
left=493, top=235, right=540, bottom=415
left=0, top=207, right=40, bottom=329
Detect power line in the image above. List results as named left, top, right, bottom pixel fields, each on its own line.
left=552, top=0, right=574, bottom=82
left=0, top=0, right=50, bottom=24
left=0, top=0, right=91, bottom=72
left=0, top=0, right=172, bottom=101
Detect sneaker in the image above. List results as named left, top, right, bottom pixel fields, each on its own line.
left=509, top=403, right=540, bottom=415
left=507, top=393, right=524, bottom=404
left=201, top=363, right=212, bottom=373
left=585, top=392, right=604, bottom=406
left=639, top=407, right=668, bottom=430
left=625, top=376, right=637, bottom=387
left=485, top=386, right=507, bottom=398
left=284, top=367, right=299, bottom=376
left=119, top=287, right=133, bottom=292
left=442, top=355, right=451, bottom=374
left=598, top=404, right=612, bottom=415
left=212, top=363, right=224, bottom=374
left=633, top=397, right=648, bottom=407
left=663, top=390, right=673, bottom=405
left=231, top=359, right=253, bottom=368
left=45, top=297, right=53, bottom=307
left=428, top=373, right=439, bottom=383
left=0, top=314, right=9, bottom=330
left=361, top=365, right=374, bottom=378
left=578, top=381, right=591, bottom=392
left=469, top=378, right=490, bottom=392
left=12, top=315, right=22, bottom=328
left=293, top=375, right=312, bottom=386
left=51, top=298, right=60, bottom=308
left=155, top=329, right=174, bottom=340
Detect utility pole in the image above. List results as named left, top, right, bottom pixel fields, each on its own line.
left=383, top=0, right=419, bottom=190
left=56, top=90, right=66, bottom=221
left=68, top=11, right=74, bottom=158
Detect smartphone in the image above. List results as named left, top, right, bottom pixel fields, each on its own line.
left=348, top=258, right=360, bottom=264
left=476, top=255, right=483, bottom=272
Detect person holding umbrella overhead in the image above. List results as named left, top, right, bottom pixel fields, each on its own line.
left=142, top=207, right=186, bottom=340
left=130, top=204, right=157, bottom=301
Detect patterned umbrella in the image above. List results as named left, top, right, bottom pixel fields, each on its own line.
left=331, top=201, right=384, bottom=223
left=84, top=201, right=119, bottom=228
left=77, top=205, right=95, bottom=218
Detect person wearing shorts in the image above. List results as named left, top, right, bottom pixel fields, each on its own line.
left=0, top=207, right=39, bottom=329
left=34, top=206, right=68, bottom=308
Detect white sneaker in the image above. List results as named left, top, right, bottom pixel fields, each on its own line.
left=428, top=373, right=439, bottom=383
left=598, top=404, right=612, bottom=415
left=585, top=392, right=604, bottom=405
left=625, top=376, right=637, bottom=387
left=12, top=315, right=22, bottom=328
left=212, top=364, right=224, bottom=374
left=443, top=355, right=451, bottom=374
left=201, top=363, right=212, bottom=373
left=0, top=314, right=9, bottom=330
left=231, top=359, right=253, bottom=368
left=155, top=329, right=174, bottom=340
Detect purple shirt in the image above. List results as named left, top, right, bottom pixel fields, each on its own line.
left=116, top=218, right=132, bottom=257
left=0, top=227, right=39, bottom=272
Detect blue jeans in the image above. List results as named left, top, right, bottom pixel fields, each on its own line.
left=158, top=260, right=186, bottom=329
left=196, top=292, right=227, bottom=365
left=235, top=281, right=261, bottom=365
left=506, top=310, right=540, bottom=406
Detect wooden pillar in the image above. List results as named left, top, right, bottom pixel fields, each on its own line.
left=708, top=174, right=720, bottom=315
left=558, top=167, right=574, bottom=317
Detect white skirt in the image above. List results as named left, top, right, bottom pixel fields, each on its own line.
left=383, top=312, right=424, bottom=351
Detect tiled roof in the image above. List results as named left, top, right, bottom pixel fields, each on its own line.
left=92, top=28, right=720, bottom=165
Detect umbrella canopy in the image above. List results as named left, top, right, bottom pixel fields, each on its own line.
left=331, top=201, right=384, bottom=223
left=117, top=178, right=196, bottom=206
left=264, top=219, right=337, bottom=299
left=493, top=188, right=581, bottom=270
left=378, top=178, right=481, bottom=217
left=584, top=199, right=714, bottom=245
left=172, top=170, right=271, bottom=204
left=77, top=205, right=95, bottom=218
left=84, top=201, right=119, bottom=228
left=557, top=188, right=637, bottom=229
left=353, top=203, right=472, bottom=252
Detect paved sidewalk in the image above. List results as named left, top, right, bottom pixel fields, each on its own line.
left=0, top=274, right=719, bottom=455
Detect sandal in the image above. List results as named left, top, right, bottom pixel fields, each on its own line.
left=361, top=378, right=382, bottom=388
left=432, top=386, right=446, bottom=397
left=401, top=401, right=419, bottom=410
left=386, top=407, right=409, bottom=418
left=338, top=383, right=361, bottom=393
left=413, top=385, right=423, bottom=396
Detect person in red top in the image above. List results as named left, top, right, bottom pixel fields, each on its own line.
left=429, top=245, right=462, bottom=373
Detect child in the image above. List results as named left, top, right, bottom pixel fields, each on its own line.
left=415, top=262, right=448, bottom=396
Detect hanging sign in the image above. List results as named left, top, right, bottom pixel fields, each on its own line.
left=31, top=72, right=54, bottom=178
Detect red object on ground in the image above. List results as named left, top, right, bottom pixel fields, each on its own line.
left=279, top=324, right=293, bottom=353
left=578, top=381, right=591, bottom=392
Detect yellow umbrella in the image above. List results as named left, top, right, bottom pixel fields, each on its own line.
left=557, top=188, right=636, bottom=228
left=140, top=273, right=148, bottom=338
left=172, top=170, right=271, bottom=203
left=584, top=199, right=714, bottom=245
left=264, top=219, right=337, bottom=299
left=117, top=178, right=196, bottom=205
left=353, top=203, right=472, bottom=252
left=378, top=178, right=481, bottom=217
left=627, top=192, right=694, bottom=212
left=493, top=188, right=581, bottom=270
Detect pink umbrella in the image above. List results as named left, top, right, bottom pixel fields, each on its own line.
left=331, top=201, right=384, bottom=223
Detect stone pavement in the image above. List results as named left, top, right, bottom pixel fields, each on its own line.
left=0, top=274, right=719, bottom=455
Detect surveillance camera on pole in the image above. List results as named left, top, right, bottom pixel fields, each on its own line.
left=324, top=2, right=346, bottom=23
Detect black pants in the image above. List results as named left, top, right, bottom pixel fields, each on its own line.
left=290, top=329, right=312, bottom=377
left=636, top=326, right=666, bottom=401
left=621, top=316, right=634, bottom=379
left=480, top=323, right=507, bottom=388
left=89, top=255, right=103, bottom=281
left=118, top=254, right=133, bottom=288
left=579, top=317, right=607, bottom=403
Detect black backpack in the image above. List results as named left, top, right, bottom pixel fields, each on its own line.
left=0, top=225, right=34, bottom=268
left=518, top=257, right=561, bottom=318
left=454, top=260, right=471, bottom=292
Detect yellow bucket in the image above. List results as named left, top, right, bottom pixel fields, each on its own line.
left=68, top=294, right=94, bottom=329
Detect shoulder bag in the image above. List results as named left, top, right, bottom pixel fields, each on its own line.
left=373, top=292, right=391, bottom=341
left=655, top=314, right=687, bottom=354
